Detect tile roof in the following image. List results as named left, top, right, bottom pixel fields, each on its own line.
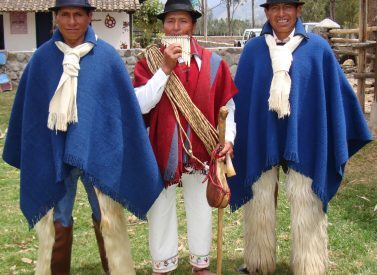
left=0, top=0, right=140, bottom=12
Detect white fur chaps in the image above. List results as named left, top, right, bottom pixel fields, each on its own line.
left=244, top=168, right=328, bottom=275
left=286, top=170, right=328, bottom=275
left=35, top=209, right=55, bottom=275
left=96, top=189, right=136, bottom=275
left=34, top=190, right=135, bottom=275
left=244, top=167, right=278, bottom=274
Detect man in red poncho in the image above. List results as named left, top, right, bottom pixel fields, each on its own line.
left=133, top=0, right=237, bottom=274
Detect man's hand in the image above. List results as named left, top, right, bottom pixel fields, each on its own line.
left=161, top=43, right=182, bottom=75
left=217, top=141, right=234, bottom=162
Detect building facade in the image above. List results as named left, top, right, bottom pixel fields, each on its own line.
left=0, top=0, right=140, bottom=51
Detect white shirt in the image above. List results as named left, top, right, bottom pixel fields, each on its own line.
left=135, top=54, right=236, bottom=144
left=273, top=28, right=295, bottom=44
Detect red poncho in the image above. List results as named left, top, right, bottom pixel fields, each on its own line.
left=133, top=39, right=237, bottom=186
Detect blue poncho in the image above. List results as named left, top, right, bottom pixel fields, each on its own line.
left=2, top=27, right=163, bottom=227
left=229, top=19, right=372, bottom=212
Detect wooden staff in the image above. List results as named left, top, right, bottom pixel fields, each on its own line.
left=216, top=106, right=235, bottom=275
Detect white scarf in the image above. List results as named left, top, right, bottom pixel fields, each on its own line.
left=47, top=41, right=94, bottom=131
left=265, top=34, right=303, bottom=118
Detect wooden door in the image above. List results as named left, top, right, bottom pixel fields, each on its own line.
left=36, top=12, right=53, bottom=47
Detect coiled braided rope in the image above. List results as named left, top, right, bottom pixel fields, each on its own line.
left=145, top=44, right=219, bottom=165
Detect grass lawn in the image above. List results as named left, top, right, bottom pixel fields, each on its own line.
left=0, top=90, right=376, bottom=274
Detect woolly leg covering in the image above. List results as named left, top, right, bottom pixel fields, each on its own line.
left=35, top=209, right=54, bottom=275
left=96, top=188, right=136, bottom=275
left=244, top=168, right=278, bottom=274
left=286, top=170, right=328, bottom=275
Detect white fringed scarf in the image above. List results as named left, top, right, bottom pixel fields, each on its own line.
left=47, top=41, right=94, bottom=131
left=265, top=34, right=303, bottom=118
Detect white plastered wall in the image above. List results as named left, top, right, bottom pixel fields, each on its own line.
left=91, top=12, right=130, bottom=49
left=0, top=11, right=131, bottom=51
left=1, top=12, right=37, bottom=51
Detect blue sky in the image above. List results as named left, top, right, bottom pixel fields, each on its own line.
left=207, top=0, right=265, bottom=22
left=160, top=0, right=267, bottom=24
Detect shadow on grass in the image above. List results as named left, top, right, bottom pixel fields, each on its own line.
left=274, top=262, right=292, bottom=275
left=200, top=257, right=291, bottom=275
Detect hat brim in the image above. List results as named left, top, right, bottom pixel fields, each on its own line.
left=157, top=10, right=202, bottom=20
left=260, top=1, right=305, bottom=8
left=49, top=4, right=96, bottom=11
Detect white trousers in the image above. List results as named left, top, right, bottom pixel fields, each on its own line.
left=147, top=173, right=212, bottom=273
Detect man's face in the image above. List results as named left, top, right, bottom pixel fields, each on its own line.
left=163, top=11, right=196, bottom=36
left=265, top=4, right=302, bottom=40
left=56, top=7, right=92, bottom=47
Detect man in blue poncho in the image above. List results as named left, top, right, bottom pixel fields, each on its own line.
left=230, top=0, right=373, bottom=274
left=2, top=0, right=163, bottom=274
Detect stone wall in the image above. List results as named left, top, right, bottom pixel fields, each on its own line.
left=1, top=47, right=242, bottom=87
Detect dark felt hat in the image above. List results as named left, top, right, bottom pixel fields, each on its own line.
left=260, top=0, right=305, bottom=8
left=157, top=0, right=202, bottom=20
left=49, top=0, right=96, bottom=11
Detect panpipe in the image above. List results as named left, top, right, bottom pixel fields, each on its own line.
left=161, top=35, right=191, bottom=67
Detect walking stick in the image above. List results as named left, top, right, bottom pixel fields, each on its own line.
left=215, top=107, right=236, bottom=275
left=217, top=207, right=224, bottom=275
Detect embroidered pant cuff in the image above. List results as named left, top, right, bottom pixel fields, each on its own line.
left=152, top=255, right=178, bottom=273
left=190, top=254, right=210, bottom=269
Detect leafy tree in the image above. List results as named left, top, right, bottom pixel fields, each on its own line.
left=334, top=0, right=359, bottom=28
left=133, top=0, right=164, bottom=47
left=300, top=0, right=359, bottom=28
left=231, top=19, right=251, bottom=35
left=221, top=0, right=244, bottom=35
left=300, top=0, right=327, bottom=22
left=207, top=18, right=250, bottom=35
left=207, top=18, right=227, bottom=35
